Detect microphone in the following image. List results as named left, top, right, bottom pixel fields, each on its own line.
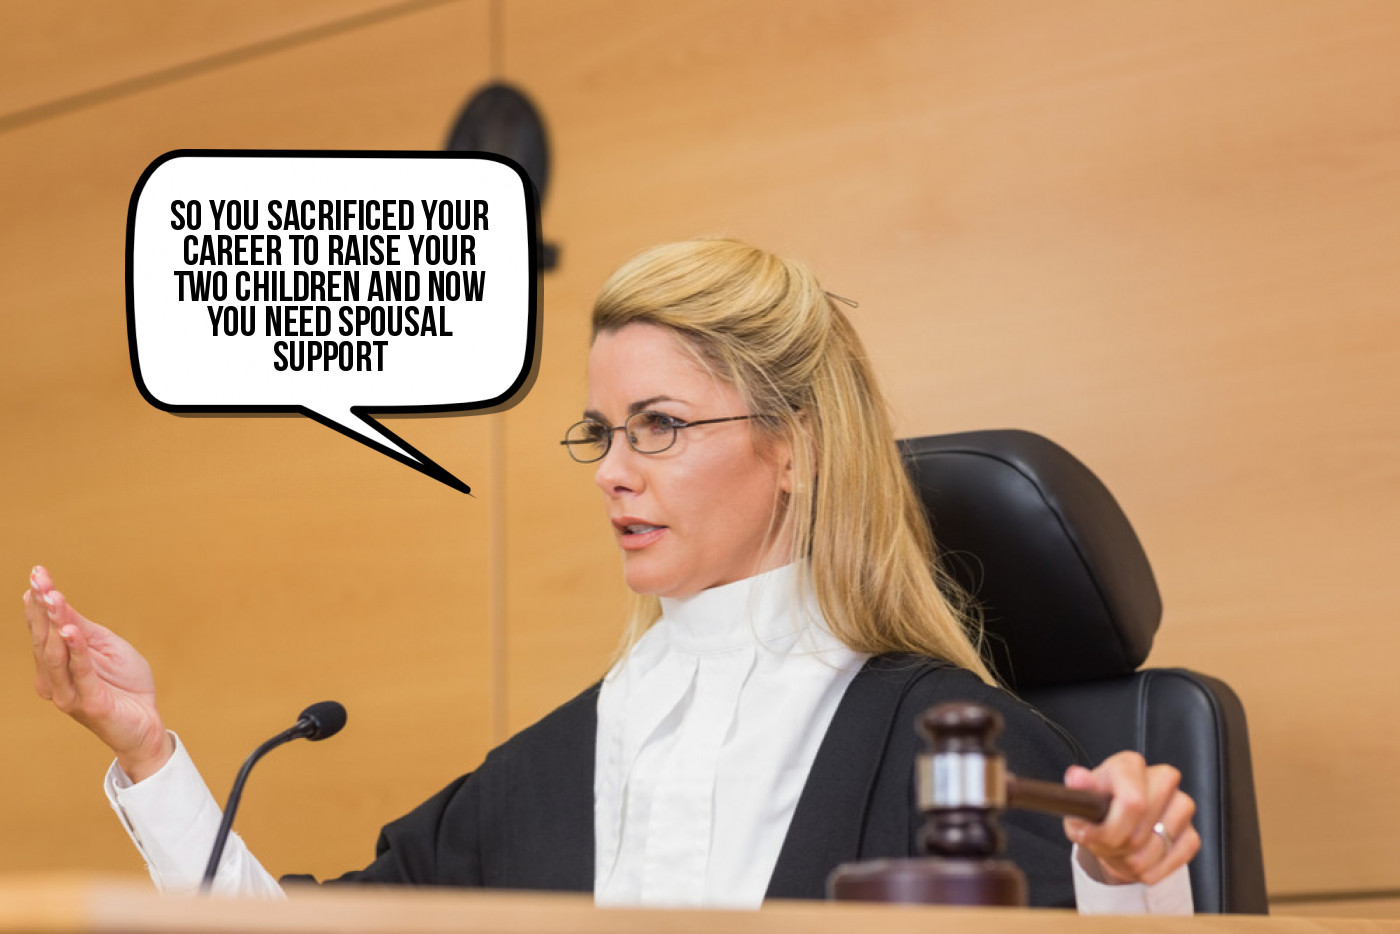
left=200, top=701, right=347, bottom=893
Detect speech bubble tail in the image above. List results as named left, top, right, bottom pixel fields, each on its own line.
left=303, top=405, right=472, bottom=495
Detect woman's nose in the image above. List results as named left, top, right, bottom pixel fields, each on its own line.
left=593, top=435, right=644, bottom=496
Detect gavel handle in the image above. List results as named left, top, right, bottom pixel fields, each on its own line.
left=1006, top=774, right=1112, bottom=822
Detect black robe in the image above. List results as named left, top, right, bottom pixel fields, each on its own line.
left=301, top=655, right=1084, bottom=907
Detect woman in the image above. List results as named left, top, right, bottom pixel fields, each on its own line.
left=24, top=239, right=1198, bottom=911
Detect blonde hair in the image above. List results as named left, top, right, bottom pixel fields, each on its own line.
left=592, top=238, right=994, bottom=684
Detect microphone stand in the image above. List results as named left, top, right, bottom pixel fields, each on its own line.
left=200, top=702, right=346, bottom=893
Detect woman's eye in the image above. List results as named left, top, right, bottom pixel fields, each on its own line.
left=639, top=412, right=681, bottom=434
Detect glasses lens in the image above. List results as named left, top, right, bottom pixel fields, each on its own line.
left=564, top=420, right=609, bottom=462
left=626, top=412, right=678, bottom=454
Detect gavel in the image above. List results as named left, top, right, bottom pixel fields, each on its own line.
left=827, top=701, right=1111, bottom=906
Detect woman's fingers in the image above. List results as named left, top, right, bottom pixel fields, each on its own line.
left=29, top=565, right=54, bottom=594
left=22, top=567, right=170, bottom=776
left=58, top=617, right=100, bottom=712
left=1064, top=754, right=1147, bottom=853
left=1134, top=791, right=1201, bottom=885
left=25, top=567, right=58, bottom=656
left=24, top=586, right=48, bottom=651
left=26, top=567, right=78, bottom=700
left=31, top=569, right=109, bottom=642
left=24, top=589, right=56, bottom=698
left=35, top=593, right=76, bottom=704
left=1065, top=752, right=1199, bottom=885
left=40, top=592, right=85, bottom=714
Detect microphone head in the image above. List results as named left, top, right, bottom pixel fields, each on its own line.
left=297, top=701, right=347, bottom=741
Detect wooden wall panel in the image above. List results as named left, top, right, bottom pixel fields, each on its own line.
left=0, top=0, right=414, bottom=118
left=0, top=1, right=497, bottom=882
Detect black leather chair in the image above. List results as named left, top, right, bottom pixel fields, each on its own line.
left=899, top=430, right=1268, bottom=913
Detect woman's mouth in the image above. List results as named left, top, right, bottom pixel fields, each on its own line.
left=615, top=520, right=667, bottom=549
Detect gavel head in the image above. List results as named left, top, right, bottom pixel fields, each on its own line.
left=916, top=702, right=1008, bottom=859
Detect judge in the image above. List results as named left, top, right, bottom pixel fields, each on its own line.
left=24, top=238, right=1198, bottom=912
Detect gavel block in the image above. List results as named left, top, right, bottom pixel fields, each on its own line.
left=827, top=855, right=1030, bottom=907
left=827, top=701, right=1110, bottom=907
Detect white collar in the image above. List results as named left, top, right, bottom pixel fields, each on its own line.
left=641, top=563, right=844, bottom=659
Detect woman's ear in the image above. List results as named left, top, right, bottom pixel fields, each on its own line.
left=778, top=444, right=795, bottom=494
left=778, top=413, right=815, bottom=495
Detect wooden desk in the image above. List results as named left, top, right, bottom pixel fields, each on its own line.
left=3, top=874, right=1398, bottom=934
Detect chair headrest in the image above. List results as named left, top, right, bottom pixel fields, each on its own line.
left=899, top=430, right=1161, bottom=690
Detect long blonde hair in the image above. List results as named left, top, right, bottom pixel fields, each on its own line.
left=592, top=238, right=994, bottom=684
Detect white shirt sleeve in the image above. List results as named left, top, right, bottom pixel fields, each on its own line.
left=104, top=732, right=284, bottom=898
left=1070, top=844, right=1194, bottom=914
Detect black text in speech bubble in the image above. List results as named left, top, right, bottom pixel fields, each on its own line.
left=126, top=150, right=541, bottom=495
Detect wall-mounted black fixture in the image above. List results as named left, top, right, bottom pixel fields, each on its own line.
left=446, top=82, right=558, bottom=271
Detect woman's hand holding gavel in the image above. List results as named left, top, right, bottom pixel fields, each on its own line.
left=922, top=702, right=1201, bottom=888
left=1060, top=753, right=1200, bottom=886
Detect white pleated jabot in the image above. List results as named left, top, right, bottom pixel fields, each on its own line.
left=593, top=564, right=868, bottom=908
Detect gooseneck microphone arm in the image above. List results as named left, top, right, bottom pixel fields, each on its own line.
left=200, top=701, right=347, bottom=894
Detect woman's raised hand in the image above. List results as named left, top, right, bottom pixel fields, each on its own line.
left=24, top=566, right=172, bottom=781
left=1064, top=751, right=1201, bottom=886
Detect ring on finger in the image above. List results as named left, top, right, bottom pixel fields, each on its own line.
left=1152, top=821, right=1174, bottom=854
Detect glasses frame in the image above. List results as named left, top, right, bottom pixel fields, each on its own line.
left=560, top=411, right=767, bottom=463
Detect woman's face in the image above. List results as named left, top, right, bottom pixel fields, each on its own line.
left=585, top=322, right=794, bottom=598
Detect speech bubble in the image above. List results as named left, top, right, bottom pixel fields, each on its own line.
left=126, top=150, right=540, bottom=494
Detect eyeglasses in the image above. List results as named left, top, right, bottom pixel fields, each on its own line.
left=560, top=411, right=768, bottom=463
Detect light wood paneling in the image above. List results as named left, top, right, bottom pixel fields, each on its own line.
left=0, top=0, right=432, bottom=119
